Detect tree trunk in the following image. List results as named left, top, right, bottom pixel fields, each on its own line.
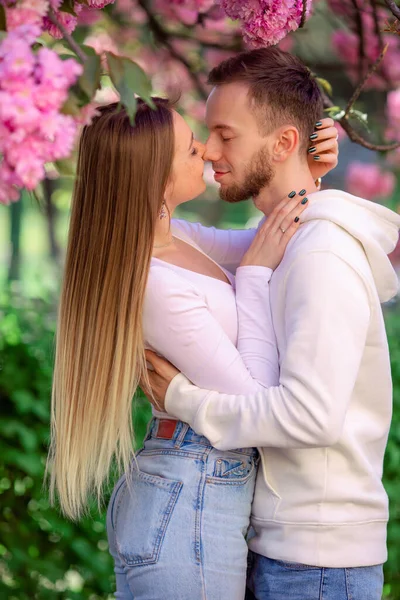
left=42, top=178, right=61, bottom=266
left=8, top=196, right=23, bottom=282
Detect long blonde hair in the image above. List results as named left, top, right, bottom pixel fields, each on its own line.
left=47, top=99, right=175, bottom=520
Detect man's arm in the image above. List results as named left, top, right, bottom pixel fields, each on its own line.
left=163, top=251, right=371, bottom=450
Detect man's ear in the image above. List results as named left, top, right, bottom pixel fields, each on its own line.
left=271, top=126, right=299, bottom=163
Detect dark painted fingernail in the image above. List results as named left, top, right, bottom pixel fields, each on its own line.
left=299, top=189, right=306, bottom=196
left=301, top=197, right=308, bottom=205
left=294, top=216, right=300, bottom=223
left=309, top=133, right=318, bottom=141
left=313, top=155, right=320, bottom=160
left=308, top=146, right=317, bottom=154
left=315, top=121, right=323, bottom=128
left=288, top=190, right=296, bottom=198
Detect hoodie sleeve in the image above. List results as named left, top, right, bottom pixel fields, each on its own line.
left=172, top=219, right=257, bottom=271
left=164, top=251, right=371, bottom=450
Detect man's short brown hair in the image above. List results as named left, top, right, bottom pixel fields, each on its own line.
left=208, top=47, right=323, bottom=154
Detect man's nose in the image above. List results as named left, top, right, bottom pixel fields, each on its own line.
left=203, top=139, right=221, bottom=162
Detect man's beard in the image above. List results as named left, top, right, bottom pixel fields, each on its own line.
left=219, top=145, right=275, bottom=204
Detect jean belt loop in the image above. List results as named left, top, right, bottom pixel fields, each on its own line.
left=174, top=422, right=190, bottom=448
left=145, top=417, right=156, bottom=441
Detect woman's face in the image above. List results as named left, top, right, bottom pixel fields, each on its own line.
left=166, top=111, right=206, bottom=209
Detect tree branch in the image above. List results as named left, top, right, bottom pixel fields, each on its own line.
left=370, top=0, right=391, bottom=85
left=48, top=10, right=87, bottom=63
left=321, top=44, right=400, bottom=151
left=169, top=31, right=242, bottom=52
left=300, top=0, right=308, bottom=28
left=351, top=0, right=367, bottom=81
left=344, top=43, right=388, bottom=117
left=384, top=0, right=400, bottom=19
left=137, top=0, right=208, bottom=100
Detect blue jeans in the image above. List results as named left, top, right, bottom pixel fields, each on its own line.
left=107, top=418, right=259, bottom=599
left=245, top=552, right=384, bottom=600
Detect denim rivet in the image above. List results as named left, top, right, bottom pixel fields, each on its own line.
left=217, top=459, right=222, bottom=464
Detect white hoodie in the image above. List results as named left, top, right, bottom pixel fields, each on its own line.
left=165, top=189, right=400, bottom=568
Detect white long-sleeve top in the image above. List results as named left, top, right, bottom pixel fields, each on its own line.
left=143, top=219, right=279, bottom=422
left=164, top=190, right=400, bottom=569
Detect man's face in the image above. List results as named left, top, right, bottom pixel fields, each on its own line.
left=204, top=82, right=275, bottom=203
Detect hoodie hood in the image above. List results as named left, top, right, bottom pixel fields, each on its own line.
left=302, top=189, right=400, bottom=302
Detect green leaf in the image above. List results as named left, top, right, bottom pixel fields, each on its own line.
left=78, top=53, right=101, bottom=99
left=61, top=91, right=82, bottom=116
left=54, top=159, right=76, bottom=177
left=316, top=77, right=333, bottom=97
left=0, top=5, right=7, bottom=31
left=106, top=53, right=155, bottom=123
left=80, top=44, right=98, bottom=58
left=59, top=0, right=77, bottom=16
left=348, top=108, right=370, bottom=131
left=324, top=106, right=345, bottom=120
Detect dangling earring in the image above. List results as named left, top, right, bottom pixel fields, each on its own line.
left=159, top=200, right=167, bottom=220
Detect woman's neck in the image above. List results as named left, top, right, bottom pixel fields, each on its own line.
left=153, top=213, right=174, bottom=252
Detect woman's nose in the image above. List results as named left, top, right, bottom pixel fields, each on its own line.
left=198, top=142, right=207, bottom=159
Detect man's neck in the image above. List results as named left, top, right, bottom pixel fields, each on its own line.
left=254, top=165, right=318, bottom=217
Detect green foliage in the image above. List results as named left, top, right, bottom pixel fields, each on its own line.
left=106, top=52, right=155, bottom=123
left=0, top=292, right=151, bottom=599
left=383, top=305, right=400, bottom=600
left=1, top=291, right=400, bottom=598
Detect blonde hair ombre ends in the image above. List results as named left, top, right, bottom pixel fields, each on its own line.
left=46, top=99, right=175, bottom=520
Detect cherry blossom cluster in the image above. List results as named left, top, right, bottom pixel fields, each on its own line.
left=153, top=0, right=216, bottom=25
left=220, top=0, right=313, bottom=48
left=345, top=161, right=396, bottom=201
left=329, top=0, right=400, bottom=89
left=4, top=0, right=115, bottom=39
left=0, top=0, right=116, bottom=204
left=0, top=24, right=84, bottom=203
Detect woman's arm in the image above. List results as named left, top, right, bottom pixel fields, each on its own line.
left=144, top=265, right=274, bottom=394
left=171, top=219, right=257, bottom=272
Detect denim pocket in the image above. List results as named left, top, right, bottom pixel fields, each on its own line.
left=207, top=454, right=257, bottom=484
left=113, top=468, right=183, bottom=567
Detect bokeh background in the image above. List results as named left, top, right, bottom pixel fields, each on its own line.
left=1, top=0, right=400, bottom=598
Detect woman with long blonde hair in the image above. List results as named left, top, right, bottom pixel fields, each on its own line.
left=47, top=88, right=338, bottom=597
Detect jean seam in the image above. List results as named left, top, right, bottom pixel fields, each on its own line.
left=319, top=567, right=325, bottom=600
left=139, top=448, right=205, bottom=460
left=345, top=568, right=352, bottom=600
left=194, top=452, right=208, bottom=599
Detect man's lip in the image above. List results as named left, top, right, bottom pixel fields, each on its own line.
left=214, top=170, right=229, bottom=181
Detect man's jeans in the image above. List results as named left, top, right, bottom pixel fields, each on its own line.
left=246, top=551, right=384, bottom=600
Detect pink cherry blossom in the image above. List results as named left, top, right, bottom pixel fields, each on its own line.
left=153, top=0, right=215, bottom=24
left=221, top=0, right=313, bottom=48
left=42, top=3, right=82, bottom=39
left=387, top=89, right=400, bottom=130
left=87, top=0, right=115, bottom=8
left=78, top=6, right=103, bottom=25
left=330, top=4, right=400, bottom=89
left=345, top=162, right=396, bottom=201
left=0, top=24, right=85, bottom=204
left=85, top=31, right=119, bottom=57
